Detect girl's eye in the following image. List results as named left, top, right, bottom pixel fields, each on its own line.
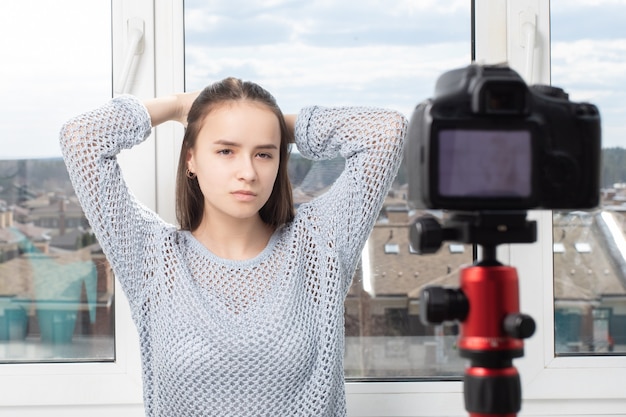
left=217, top=149, right=233, bottom=155
left=257, top=152, right=273, bottom=159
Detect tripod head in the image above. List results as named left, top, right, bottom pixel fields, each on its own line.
left=410, top=210, right=537, bottom=259
left=411, top=211, right=537, bottom=416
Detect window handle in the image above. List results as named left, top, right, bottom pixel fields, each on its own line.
left=519, top=9, right=537, bottom=83
left=115, top=18, right=145, bottom=94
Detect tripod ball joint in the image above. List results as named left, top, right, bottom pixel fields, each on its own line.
left=419, top=286, right=536, bottom=339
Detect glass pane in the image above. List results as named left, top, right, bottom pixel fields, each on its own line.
left=0, top=0, right=113, bottom=362
left=551, top=0, right=626, bottom=355
left=184, top=0, right=471, bottom=379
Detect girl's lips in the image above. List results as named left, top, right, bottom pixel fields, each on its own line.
left=232, top=190, right=256, bottom=202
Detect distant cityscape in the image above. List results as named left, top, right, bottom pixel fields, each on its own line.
left=1, top=149, right=625, bottom=371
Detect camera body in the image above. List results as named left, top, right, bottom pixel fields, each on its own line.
left=406, top=64, right=601, bottom=210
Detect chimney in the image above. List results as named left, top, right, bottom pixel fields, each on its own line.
left=0, top=207, right=12, bottom=229
left=59, top=199, right=66, bottom=236
left=386, top=205, right=409, bottom=224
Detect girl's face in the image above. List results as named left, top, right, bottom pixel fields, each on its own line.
left=187, top=100, right=281, bottom=224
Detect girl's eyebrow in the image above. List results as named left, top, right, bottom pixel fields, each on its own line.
left=213, top=139, right=278, bottom=150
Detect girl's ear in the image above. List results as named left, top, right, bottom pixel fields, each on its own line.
left=186, top=149, right=195, bottom=172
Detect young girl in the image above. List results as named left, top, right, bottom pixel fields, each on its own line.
left=60, top=77, right=407, bottom=416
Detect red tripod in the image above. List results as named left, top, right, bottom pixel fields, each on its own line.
left=412, top=212, right=536, bottom=416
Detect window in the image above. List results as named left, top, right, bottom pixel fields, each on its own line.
left=0, top=0, right=145, bottom=411
left=2, top=1, right=625, bottom=415
left=0, top=0, right=114, bottom=363
left=183, top=0, right=473, bottom=380
left=551, top=0, right=626, bottom=356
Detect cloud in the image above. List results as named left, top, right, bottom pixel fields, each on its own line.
left=183, top=0, right=471, bottom=116
left=184, top=0, right=470, bottom=47
left=551, top=1, right=626, bottom=41
left=185, top=42, right=470, bottom=115
left=185, top=9, right=295, bottom=46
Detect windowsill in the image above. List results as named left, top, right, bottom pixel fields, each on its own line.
left=0, top=335, right=114, bottom=364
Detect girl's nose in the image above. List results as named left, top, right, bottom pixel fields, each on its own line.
left=237, top=157, right=257, bottom=182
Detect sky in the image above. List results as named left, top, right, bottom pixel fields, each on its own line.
left=183, top=0, right=471, bottom=115
left=0, top=1, right=111, bottom=159
left=0, top=0, right=625, bottom=159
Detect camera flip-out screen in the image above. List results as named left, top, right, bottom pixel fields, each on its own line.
left=437, top=129, right=532, bottom=199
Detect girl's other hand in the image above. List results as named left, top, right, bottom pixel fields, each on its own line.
left=144, top=90, right=200, bottom=128
left=175, top=90, right=201, bottom=127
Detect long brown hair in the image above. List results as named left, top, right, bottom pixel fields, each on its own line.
left=176, top=77, right=294, bottom=231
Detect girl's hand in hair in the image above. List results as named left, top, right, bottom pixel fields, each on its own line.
left=144, top=90, right=201, bottom=128
left=175, top=91, right=201, bottom=127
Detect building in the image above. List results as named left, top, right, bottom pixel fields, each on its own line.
left=0, top=195, right=114, bottom=350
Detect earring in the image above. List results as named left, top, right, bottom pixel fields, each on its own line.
left=186, top=168, right=197, bottom=179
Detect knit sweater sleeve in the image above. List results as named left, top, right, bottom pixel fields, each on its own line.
left=59, top=95, right=166, bottom=306
left=294, top=106, right=407, bottom=287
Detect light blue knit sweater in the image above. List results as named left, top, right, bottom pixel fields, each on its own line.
left=60, top=95, right=407, bottom=416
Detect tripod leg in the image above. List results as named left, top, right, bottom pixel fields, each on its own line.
left=465, top=365, right=521, bottom=417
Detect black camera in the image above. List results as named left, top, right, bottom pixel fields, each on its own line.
left=406, top=64, right=601, bottom=210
